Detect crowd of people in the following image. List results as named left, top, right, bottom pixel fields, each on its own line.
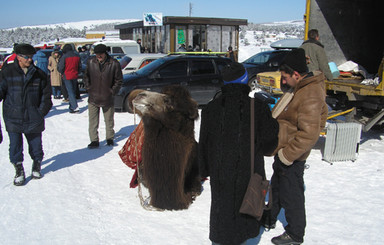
left=0, top=43, right=122, bottom=186
left=0, top=29, right=329, bottom=244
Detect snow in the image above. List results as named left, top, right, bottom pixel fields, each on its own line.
left=1, top=34, right=384, bottom=245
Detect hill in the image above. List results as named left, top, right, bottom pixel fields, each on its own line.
left=0, top=19, right=139, bottom=48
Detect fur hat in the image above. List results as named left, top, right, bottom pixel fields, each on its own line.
left=94, top=44, right=108, bottom=54
left=222, top=62, right=248, bottom=85
left=281, top=48, right=308, bottom=74
left=14, top=44, right=36, bottom=55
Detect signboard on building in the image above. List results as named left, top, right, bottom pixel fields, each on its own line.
left=143, top=13, right=163, bottom=26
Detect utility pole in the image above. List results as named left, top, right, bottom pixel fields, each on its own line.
left=189, top=2, right=193, bottom=17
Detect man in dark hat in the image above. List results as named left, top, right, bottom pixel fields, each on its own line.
left=0, top=43, right=52, bottom=186
left=83, top=44, right=122, bottom=149
left=198, top=62, right=279, bottom=245
left=263, top=48, right=328, bottom=245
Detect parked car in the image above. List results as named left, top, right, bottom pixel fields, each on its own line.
left=119, top=53, right=167, bottom=75
left=114, top=55, right=232, bottom=112
left=242, top=39, right=303, bottom=89
left=91, top=40, right=140, bottom=55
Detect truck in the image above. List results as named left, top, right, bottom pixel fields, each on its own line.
left=256, top=0, right=384, bottom=131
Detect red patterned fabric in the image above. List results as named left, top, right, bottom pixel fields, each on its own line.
left=118, top=120, right=144, bottom=188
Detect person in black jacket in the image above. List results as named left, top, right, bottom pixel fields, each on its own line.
left=0, top=44, right=52, bottom=186
left=198, top=62, right=279, bottom=245
left=83, top=44, right=122, bottom=148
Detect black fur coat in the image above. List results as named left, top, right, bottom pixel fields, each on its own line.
left=198, top=83, right=279, bottom=245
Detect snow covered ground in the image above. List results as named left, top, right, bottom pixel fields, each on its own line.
left=1, top=43, right=384, bottom=245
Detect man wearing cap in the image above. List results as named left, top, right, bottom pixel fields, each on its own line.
left=83, top=44, right=122, bottom=149
left=198, top=62, right=279, bottom=245
left=0, top=43, right=52, bottom=186
left=265, top=48, right=328, bottom=244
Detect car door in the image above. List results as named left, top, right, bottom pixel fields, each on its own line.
left=186, top=58, right=223, bottom=105
left=142, top=59, right=188, bottom=93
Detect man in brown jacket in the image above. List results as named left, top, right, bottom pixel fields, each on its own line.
left=84, top=44, right=122, bottom=148
left=265, top=48, right=328, bottom=245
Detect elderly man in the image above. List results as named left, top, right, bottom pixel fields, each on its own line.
left=0, top=44, right=52, bottom=186
left=84, top=44, right=122, bottom=149
left=265, top=48, right=328, bottom=245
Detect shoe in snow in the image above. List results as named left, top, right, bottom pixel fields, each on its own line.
left=271, top=232, right=302, bottom=245
left=88, top=141, right=99, bottom=149
left=32, top=160, right=42, bottom=179
left=106, top=139, right=114, bottom=146
left=13, top=163, right=25, bottom=186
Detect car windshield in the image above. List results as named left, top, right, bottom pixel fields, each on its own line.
left=243, top=51, right=288, bottom=65
left=243, top=51, right=273, bottom=65
left=119, top=56, right=132, bottom=69
left=135, top=58, right=168, bottom=76
left=122, top=46, right=140, bottom=54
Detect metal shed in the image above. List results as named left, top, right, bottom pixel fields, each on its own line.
left=115, top=16, right=247, bottom=59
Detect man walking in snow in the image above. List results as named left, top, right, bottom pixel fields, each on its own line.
left=0, top=44, right=52, bottom=186
left=265, top=48, right=328, bottom=244
left=84, top=44, right=122, bottom=149
left=58, top=44, right=81, bottom=113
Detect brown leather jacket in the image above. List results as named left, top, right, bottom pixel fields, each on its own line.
left=271, top=71, right=328, bottom=164
left=84, top=55, right=123, bottom=107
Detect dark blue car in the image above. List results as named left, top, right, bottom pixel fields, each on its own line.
left=114, top=55, right=232, bottom=112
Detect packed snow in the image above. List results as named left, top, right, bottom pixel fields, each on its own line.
left=1, top=32, right=384, bottom=245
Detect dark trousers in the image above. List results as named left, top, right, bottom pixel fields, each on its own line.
left=61, top=82, right=68, bottom=99
left=270, top=155, right=306, bottom=242
left=8, top=132, right=43, bottom=164
left=64, top=79, right=79, bottom=111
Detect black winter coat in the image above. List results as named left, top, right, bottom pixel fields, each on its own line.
left=83, top=55, right=123, bottom=108
left=0, top=59, right=52, bottom=133
left=198, top=83, right=279, bottom=245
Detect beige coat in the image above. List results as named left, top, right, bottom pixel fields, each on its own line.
left=271, top=71, right=328, bottom=164
left=48, top=53, right=62, bottom=87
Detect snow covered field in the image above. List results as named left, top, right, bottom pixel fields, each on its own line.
left=1, top=40, right=384, bottom=245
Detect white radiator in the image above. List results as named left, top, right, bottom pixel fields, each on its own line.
left=322, top=122, right=362, bottom=162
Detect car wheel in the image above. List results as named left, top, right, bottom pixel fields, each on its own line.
left=248, top=76, right=257, bottom=90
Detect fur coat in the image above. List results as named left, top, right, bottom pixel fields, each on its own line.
left=198, top=83, right=279, bottom=245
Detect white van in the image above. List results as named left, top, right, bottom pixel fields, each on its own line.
left=91, top=40, right=140, bottom=55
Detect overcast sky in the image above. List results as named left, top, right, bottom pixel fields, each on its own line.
left=0, top=0, right=305, bottom=29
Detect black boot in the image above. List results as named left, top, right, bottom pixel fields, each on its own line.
left=88, top=141, right=99, bottom=149
left=271, top=232, right=302, bottom=245
left=32, top=160, right=42, bottom=179
left=13, top=162, right=25, bottom=186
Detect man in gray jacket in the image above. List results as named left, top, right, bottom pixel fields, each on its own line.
left=84, top=44, right=122, bottom=148
left=300, top=29, right=333, bottom=81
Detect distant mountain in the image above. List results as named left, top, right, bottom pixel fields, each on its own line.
left=0, top=19, right=140, bottom=48
left=4, top=19, right=140, bottom=31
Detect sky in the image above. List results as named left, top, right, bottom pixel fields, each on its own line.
left=0, top=0, right=305, bottom=29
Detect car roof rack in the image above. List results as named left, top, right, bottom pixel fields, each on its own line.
left=168, top=51, right=227, bottom=56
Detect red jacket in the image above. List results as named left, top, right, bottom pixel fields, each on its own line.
left=58, top=50, right=81, bottom=80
